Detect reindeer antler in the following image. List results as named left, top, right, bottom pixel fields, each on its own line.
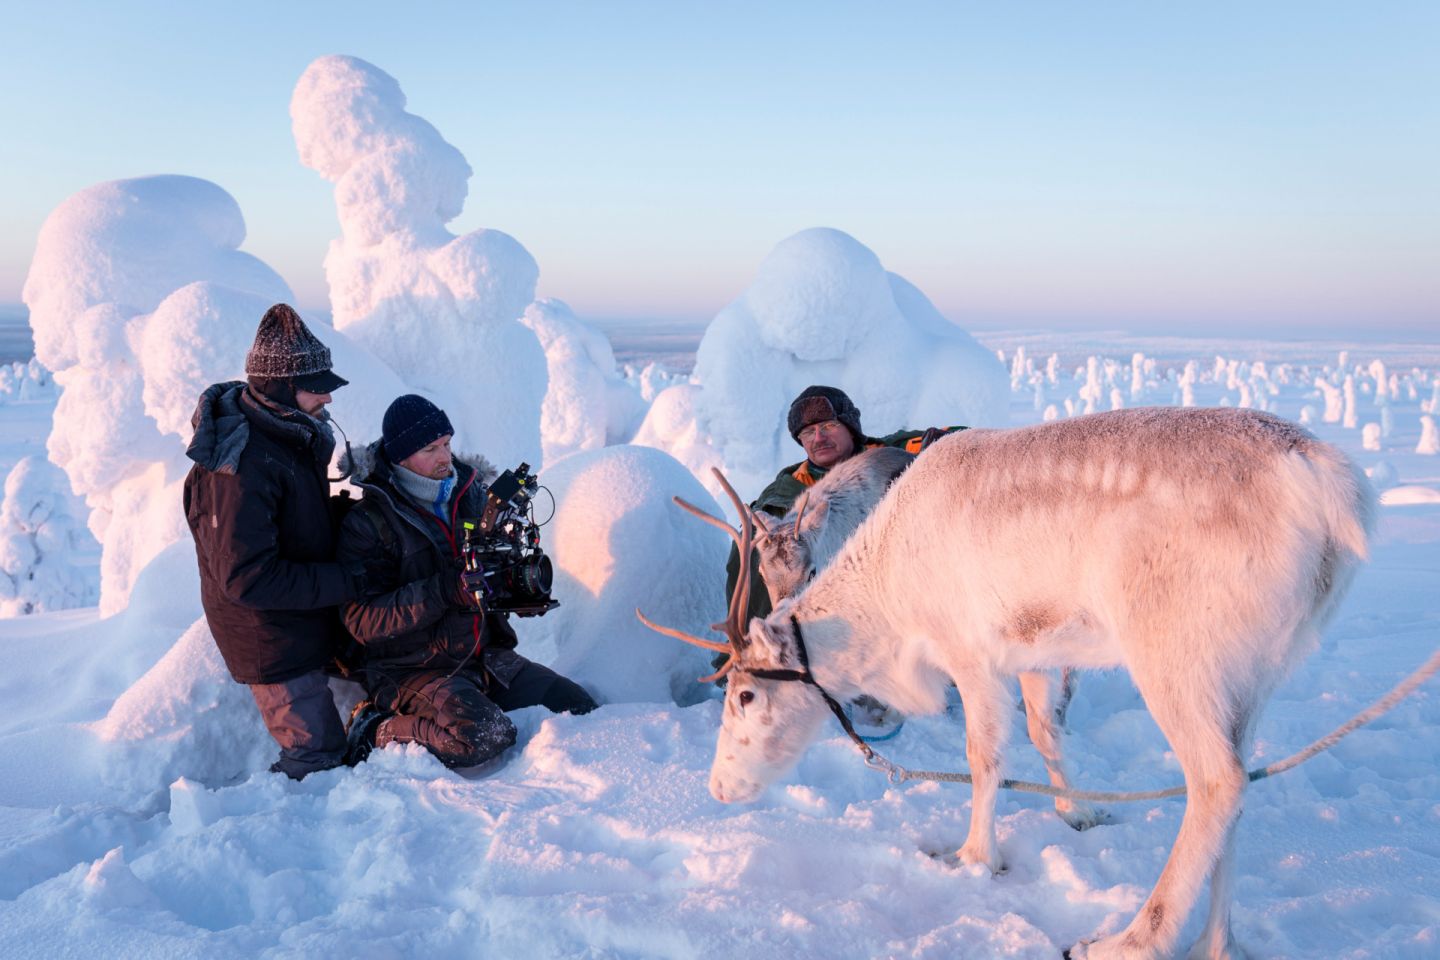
left=636, top=467, right=757, bottom=682
left=634, top=608, right=729, bottom=653
left=794, top=490, right=811, bottom=531
left=672, top=496, right=740, bottom=542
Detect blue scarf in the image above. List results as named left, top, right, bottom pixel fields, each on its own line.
left=393, top=464, right=458, bottom=522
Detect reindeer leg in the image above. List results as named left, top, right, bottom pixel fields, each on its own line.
left=1071, top=682, right=1249, bottom=960
left=1184, top=705, right=1258, bottom=960
left=953, top=668, right=1011, bottom=874
left=1018, top=669, right=1108, bottom=830
left=1184, top=817, right=1248, bottom=960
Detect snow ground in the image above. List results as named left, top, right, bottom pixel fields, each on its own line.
left=1, top=332, right=1438, bottom=959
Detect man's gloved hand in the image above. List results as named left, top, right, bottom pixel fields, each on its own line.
left=919, top=426, right=947, bottom=451
left=451, top=566, right=486, bottom=612
left=346, top=557, right=392, bottom=599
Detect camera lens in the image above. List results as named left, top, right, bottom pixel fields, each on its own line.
left=516, top=555, right=553, bottom=598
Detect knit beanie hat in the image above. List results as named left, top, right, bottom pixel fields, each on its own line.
left=382, top=394, right=455, bottom=464
left=787, top=385, right=863, bottom=446
left=245, top=304, right=348, bottom=393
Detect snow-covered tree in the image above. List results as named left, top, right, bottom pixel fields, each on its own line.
left=0, top=456, right=99, bottom=615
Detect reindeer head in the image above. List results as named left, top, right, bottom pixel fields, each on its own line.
left=636, top=469, right=832, bottom=803
left=752, top=491, right=828, bottom=604
left=707, top=616, right=830, bottom=802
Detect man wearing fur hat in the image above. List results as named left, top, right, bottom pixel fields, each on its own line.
left=184, top=303, right=375, bottom=780
left=336, top=394, right=596, bottom=769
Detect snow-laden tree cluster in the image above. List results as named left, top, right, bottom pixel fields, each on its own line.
left=521, top=298, right=649, bottom=466
left=21, top=176, right=298, bottom=613
left=0, top=456, right=98, bottom=615
left=1002, top=343, right=1440, bottom=459
left=0, top=359, right=56, bottom=404
left=291, top=54, right=549, bottom=468
left=635, top=228, right=1009, bottom=501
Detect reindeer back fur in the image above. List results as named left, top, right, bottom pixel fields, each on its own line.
left=792, top=409, right=1371, bottom=706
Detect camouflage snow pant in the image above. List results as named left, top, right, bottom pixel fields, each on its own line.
left=368, top=657, right=596, bottom=768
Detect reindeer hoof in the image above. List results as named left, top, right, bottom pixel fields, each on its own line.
left=1184, top=930, right=1248, bottom=960
left=1065, top=935, right=1155, bottom=959
left=1058, top=801, right=1113, bottom=832
left=956, top=841, right=1005, bottom=876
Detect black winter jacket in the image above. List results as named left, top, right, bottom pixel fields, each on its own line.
left=335, top=444, right=522, bottom=685
left=183, top=382, right=359, bottom=684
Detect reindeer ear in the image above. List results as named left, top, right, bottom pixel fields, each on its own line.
left=746, top=618, right=786, bottom=661
left=796, top=497, right=829, bottom=535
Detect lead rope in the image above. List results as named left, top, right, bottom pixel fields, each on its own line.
left=782, top=618, right=1440, bottom=803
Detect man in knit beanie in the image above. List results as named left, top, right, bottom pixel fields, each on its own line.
left=243, top=302, right=349, bottom=413
left=184, top=303, right=373, bottom=780
left=334, top=395, right=597, bottom=769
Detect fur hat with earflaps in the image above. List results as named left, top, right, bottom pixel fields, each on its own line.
left=787, top=385, right=863, bottom=446
left=245, top=303, right=348, bottom=393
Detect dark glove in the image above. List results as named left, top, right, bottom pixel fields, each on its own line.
left=451, top=567, right=487, bottom=612
left=919, top=427, right=947, bottom=451
left=345, top=557, right=392, bottom=600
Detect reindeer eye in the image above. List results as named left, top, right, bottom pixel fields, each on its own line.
left=738, top=690, right=755, bottom=707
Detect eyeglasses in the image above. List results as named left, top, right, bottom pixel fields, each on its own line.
left=798, top=420, right=844, bottom=443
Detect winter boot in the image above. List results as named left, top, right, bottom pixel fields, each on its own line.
left=848, top=694, right=905, bottom=741
left=344, top=700, right=387, bottom=766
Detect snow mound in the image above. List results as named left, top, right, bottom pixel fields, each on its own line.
left=513, top=445, right=726, bottom=706
left=1381, top=485, right=1440, bottom=505
left=669, top=228, right=1008, bottom=500
left=520, top=298, right=647, bottom=467
left=292, top=54, right=547, bottom=468
left=91, top=617, right=271, bottom=795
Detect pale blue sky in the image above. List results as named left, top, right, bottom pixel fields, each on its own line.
left=2, top=1, right=1436, bottom=336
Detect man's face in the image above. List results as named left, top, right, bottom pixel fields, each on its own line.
left=294, top=388, right=332, bottom=417
left=798, top=419, right=855, bottom=469
left=400, top=434, right=454, bottom=480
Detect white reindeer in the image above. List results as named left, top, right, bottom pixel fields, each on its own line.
left=644, top=407, right=1373, bottom=959
left=691, top=444, right=1105, bottom=831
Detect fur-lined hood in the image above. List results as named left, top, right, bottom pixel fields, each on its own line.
left=338, top=438, right=498, bottom=488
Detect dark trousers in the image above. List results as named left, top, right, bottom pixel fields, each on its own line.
left=250, top=670, right=347, bottom=779
left=370, top=659, right=596, bottom=768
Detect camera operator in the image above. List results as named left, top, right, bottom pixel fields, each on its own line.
left=335, top=394, right=596, bottom=768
